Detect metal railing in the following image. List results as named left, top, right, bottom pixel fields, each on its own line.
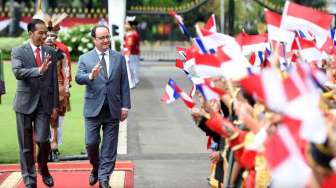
left=139, top=41, right=190, bottom=61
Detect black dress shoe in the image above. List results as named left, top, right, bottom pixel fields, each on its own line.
left=89, top=169, right=98, bottom=185
left=99, top=181, right=111, bottom=188
left=42, top=174, right=54, bottom=187
left=25, top=184, right=37, bottom=188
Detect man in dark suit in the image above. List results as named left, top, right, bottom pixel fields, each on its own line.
left=76, top=25, right=131, bottom=188
left=11, top=19, right=59, bottom=188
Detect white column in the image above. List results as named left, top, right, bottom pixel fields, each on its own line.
left=220, top=0, right=225, bottom=33
left=108, top=0, right=127, bottom=50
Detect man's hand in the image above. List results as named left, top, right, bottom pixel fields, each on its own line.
left=209, top=151, right=222, bottom=164
left=90, top=63, right=101, bottom=80
left=191, top=107, right=202, bottom=123
left=38, top=54, right=52, bottom=73
left=50, top=108, right=59, bottom=125
left=120, top=110, right=128, bottom=122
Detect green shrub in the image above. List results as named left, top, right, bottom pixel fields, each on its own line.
left=0, top=35, right=27, bottom=60
left=59, top=25, right=94, bottom=62
left=0, top=25, right=121, bottom=61
left=59, top=25, right=121, bottom=62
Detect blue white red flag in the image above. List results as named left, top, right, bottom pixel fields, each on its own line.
left=161, top=78, right=195, bottom=108
left=331, top=27, right=336, bottom=46
left=169, top=11, right=192, bottom=39
left=161, top=78, right=180, bottom=104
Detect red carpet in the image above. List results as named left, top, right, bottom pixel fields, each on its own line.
left=0, top=161, right=134, bottom=188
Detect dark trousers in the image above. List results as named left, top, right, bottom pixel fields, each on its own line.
left=16, top=100, right=51, bottom=186
left=85, top=100, right=119, bottom=181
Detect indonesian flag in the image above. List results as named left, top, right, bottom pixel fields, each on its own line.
left=264, top=9, right=295, bottom=47
left=240, top=65, right=319, bottom=112
left=184, top=47, right=197, bottom=72
left=320, top=37, right=336, bottom=55
left=281, top=1, right=333, bottom=48
left=291, top=37, right=323, bottom=62
left=175, top=59, right=184, bottom=69
left=235, top=32, right=269, bottom=55
left=194, top=48, right=248, bottom=79
left=196, top=14, right=217, bottom=37
left=241, top=64, right=327, bottom=143
left=161, top=78, right=195, bottom=108
left=282, top=64, right=327, bottom=143
left=204, top=14, right=216, bottom=33
left=194, top=50, right=228, bottom=78
left=189, top=84, right=196, bottom=98
left=175, top=46, right=197, bottom=74
left=240, top=68, right=287, bottom=112
left=264, top=125, right=311, bottom=188
left=176, top=46, right=187, bottom=59
left=296, top=29, right=315, bottom=41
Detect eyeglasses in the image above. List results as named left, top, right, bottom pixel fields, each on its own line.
left=95, top=35, right=111, bottom=40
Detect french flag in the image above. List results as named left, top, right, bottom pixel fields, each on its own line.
left=161, top=78, right=180, bottom=104
left=196, top=84, right=220, bottom=101
left=249, top=51, right=265, bottom=67
left=281, top=1, right=333, bottom=48
left=291, top=37, right=323, bottom=62
left=193, top=37, right=209, bottom=54
left=331, top=27, right=336, bottom=46
left=194, top=77, right=226, bottom=101
left=264, top=9, right=295, bottom=46
left=161, top=78, right=195, bottom=108
left=169, top=11, right=192, bottom=39
left=235, top=32, right=269, bottom=55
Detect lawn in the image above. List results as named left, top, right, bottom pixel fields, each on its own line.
left=0, top=62, right=87, bottom=164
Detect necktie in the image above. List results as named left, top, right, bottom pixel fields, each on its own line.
left=35, top=47, right=42, bottom=67
left=100, top=53, right=108, bottom=78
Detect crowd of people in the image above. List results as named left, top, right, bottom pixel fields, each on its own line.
left=164, top=2, right=336, bottom=188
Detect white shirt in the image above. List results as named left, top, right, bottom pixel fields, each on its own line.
left=29, top=42, right=42, bottom=61
left=95, top=48, right=110, bottom=77
left=89, top=49, right=128, bottom=112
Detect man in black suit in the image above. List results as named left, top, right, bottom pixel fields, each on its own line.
left=11, top=19, right=59, bottom=188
